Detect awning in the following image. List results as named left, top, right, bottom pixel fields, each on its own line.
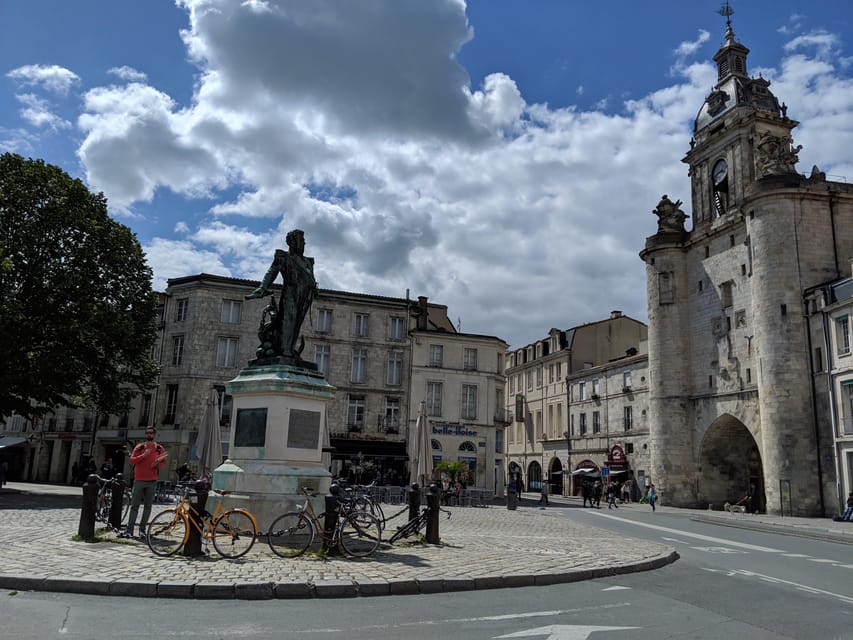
left=571, top=468, right=599, bottom=475
left=0, top=437, right=28, bottom=449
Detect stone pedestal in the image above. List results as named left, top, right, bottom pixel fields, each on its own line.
left=207, top=364, right=334, bottom=533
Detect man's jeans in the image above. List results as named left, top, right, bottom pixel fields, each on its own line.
left=126, top=480, right=157, bottom=536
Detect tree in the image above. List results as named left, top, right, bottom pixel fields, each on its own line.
left=0, top=153, right=159, bottom=422
left=434, top=460, right=469, bottom=483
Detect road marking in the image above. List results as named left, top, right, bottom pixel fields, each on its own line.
left=782, top=553, right=810, bottom=558
left=807, top=558, right=837, bottom=563
left=690, top=546, right=747, bottom=554
left=495, top=625, right=640, bottom=639
left=661, top=536, right=689, bottom=544
left=702, top=568, right=853, bottom=605
left=601, top=585, right=631, bottom=591
left=586, top=510, right=784, bottom=552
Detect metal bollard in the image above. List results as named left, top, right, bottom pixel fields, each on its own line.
left=408, top=483, right=420, bottom=523
left=108, top=473, right=125, bottom=530
left=183, top=486, right=209, bottom=557
left=78, top=475, right=98, bottom=540
left=425, top=482, right=441, bottom=544
left=323, top=493, right=341, bottom=554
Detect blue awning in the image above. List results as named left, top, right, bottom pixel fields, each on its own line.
left=0, top=436, right=28, bottom=449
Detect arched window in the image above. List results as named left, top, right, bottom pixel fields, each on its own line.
left=431, top=439, right=442, bottom=451
left=458, top=441, right=476, bottom=452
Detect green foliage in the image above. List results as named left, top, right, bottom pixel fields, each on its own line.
left=434, top=460, right=469, bottom=482
left=0, top=153, right=159, bottom=422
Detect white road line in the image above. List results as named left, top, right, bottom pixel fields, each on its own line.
left=807, top=558, right=837, bottom=563
left=782, top=553, right=810, bottom=558
left=586, top=510, right=784, bottom=552
left=733, top=569, right=853, bottom=605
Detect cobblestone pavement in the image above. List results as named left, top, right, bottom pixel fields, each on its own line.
left=0, top=484, right=676, bottom=599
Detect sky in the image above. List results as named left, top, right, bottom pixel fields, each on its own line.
left=2, top=1, right=852, bottom=350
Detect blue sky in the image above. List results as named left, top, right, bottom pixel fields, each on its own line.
left=2, top=1, right=852, bottom=348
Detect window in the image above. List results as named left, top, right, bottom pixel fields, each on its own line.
left=578, top=382, right=586, bottom=400
left=496, top=389, right=504, bottom=417
left=623, top=372, right=632, bottom=390
left=384, top=397, right=400, bottom=432
left=172, top=335, right=185, bottom=366
left=164, top=384, right=179, bottom=424
left=386, top=351, right=403, bottom=386
left=720, top=281, right=733, bottom=308
left=593, top=411, right=600, bottom=434
left=347, top=396, right=365, bottom=430
left=138, top=394, right=152, bottom=426
left=354, top=313, right=369, bottom=337
left=462, top=385, right=477, bottom=420
left=314, top=344, right=330, bottom=376
left=221, top=300, right=242, bottom=324
left=837, top=316, right=851, bottom=355
left=624, top=406, right=633, bottom=431
left=526, top=372, right=533, bottom=391
left=463, top=348, right=478, bottom=370
left=592, top=378, right=600, bottom=397
left=351, top=348, right=367, bottom=383
left=175, top=298, right=189, bottom=322
left=579, top=413, right=587, bottom=435
left=216, top=387, right=233, bottom=427
left=216, top=337, right=239, bottom=368
left=536, top=366, right=543, bottom=388
left=429, top=344, right=443, bottom=367
left=426, top=382, right=443, bottom=417
left=495, top=428, right=503, bottom=453
left=845, top=384, right=853, bottom=434
left=556, top=363, right=562, bottom=379
left=317, top=309, right=332, bottom=333
left=658, top=271, right=674, bottom=304
left=66, top=417, right=75, bottom=432
left=389, top=316, right=406, bottom=340
left=814, top=347, right=823, bottom=372
left=548, top=364, right=554, bottom=384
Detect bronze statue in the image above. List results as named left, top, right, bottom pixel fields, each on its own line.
left=246, top=229, right=318, bottom=369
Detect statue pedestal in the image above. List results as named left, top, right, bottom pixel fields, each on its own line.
left=207, top=364, right=334, bottom=532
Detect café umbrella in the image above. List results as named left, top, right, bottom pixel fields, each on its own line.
left=408, top=401, right=433, bottom=487
left=196, top=388, right=223, bottom=478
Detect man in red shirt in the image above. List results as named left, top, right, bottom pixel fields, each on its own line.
left=120, top=427, right=168, bottom=540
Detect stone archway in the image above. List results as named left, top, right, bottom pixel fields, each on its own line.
left=527, top=460, right=542, bottom=492
left=698, top=414, right=764, bottom=510
left=548, top=457, right=563, bottom=494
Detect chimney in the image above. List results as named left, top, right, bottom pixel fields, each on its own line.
left=610, top=310, right=622, bottom=319
left=417, top=296, right=429, bottom=330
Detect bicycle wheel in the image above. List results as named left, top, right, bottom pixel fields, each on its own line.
left=338, top=511, right=381, bottom=557
left=354, top=496, right=385, bottom=529
left=146, top=509, right=188, bottom=557
left=267, top=512, right=314, bottom=558
left=212, top=509, right=257, bottom=559
left=388, top=514, right=424, bottom=544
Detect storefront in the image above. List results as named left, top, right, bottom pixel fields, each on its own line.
left=429, top=422, right=488, bottom=489
left=328, top=435, right=409, bottom=486
left=570, top=459, right=600, bottom=496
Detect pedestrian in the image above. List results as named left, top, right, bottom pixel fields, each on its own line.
left=71, top=461, right=79, bottom=485
left=0, top=459, right=7, bottom=487
left=842, top=492, right=853, bottom=521
left=177, top=461, right=191, bottom=482
left=621, top=480, right=631, bottom=504
left=593, top=480, right=602, bottom=508
left=581, top=481, right=592, bottom=507
left=607, top=483, right=618, bottom=509
left=121, top=427, right=168, bottom=540
left=747, top=483, right=758, bottom=514
left=648, top=483, right=657, bottom=512
left=538, top=481, right=549, bottom=506
left=86, top=457, right=97, bottom=478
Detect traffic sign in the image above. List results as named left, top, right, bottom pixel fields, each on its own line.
left=600, top=467, right=610, bottom=476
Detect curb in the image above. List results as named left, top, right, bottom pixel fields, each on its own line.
left=690, top=515, right=853, bottom=545
left=0, top=550, right=679, bottom=600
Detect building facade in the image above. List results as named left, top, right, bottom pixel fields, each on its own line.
left=504, top=311, right=648, bottom=495
left=640, top=20, right=853, bottom=515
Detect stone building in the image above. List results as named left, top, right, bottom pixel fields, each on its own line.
left=408, top=298, right=509, bottom=494
left=566, top=348, right=649, bottom=500
left=640, top=19, right=853, bottom=515
left=3, top=273, right=502, bottom=487
left=504, top=311, right=647, bottom=495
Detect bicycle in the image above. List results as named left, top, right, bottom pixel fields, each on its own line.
left=334, top=482, right=386, bottom=530
left=267, top=487, right=382, bottom=558
left=93, top=474, right=132, bottom=530
left=146, top=485, right=258, bottom=559
left=388, top=505, right=451, bottom=544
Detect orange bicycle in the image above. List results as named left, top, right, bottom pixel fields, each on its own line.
left=146, top=486, right=258, bottom=559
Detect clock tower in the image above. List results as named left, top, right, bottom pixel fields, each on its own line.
left=640, top=14, right=853, bottom=515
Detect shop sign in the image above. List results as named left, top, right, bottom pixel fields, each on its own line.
left=431, top=424, right=478, bottom=437
left=607, top=444, right=628, bottom=471
left=58, top=434, right=76, bottom=441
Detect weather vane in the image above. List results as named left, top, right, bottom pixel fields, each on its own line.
left=717, top=1, right=734, bottom=27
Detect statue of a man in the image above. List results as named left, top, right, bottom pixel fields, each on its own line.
left=246, top=229, right=318, bottom=366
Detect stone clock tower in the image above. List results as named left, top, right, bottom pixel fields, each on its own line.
left=640, top=17, right=853, bottom=515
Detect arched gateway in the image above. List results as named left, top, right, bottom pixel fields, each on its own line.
left=698, top=414, right=764, bottom=512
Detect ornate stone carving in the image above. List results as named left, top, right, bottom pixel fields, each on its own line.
left=755, top=131, right=801, bottom=177
left=653, top=194, right=688, bottom=234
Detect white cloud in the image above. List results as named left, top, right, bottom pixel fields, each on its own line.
left=64, top=1, right=853, bottom=347
left=14, top=93, right=71, bottom=130
left=107, top=66, right=148, bottom=83
left=7, top=64, right=80, bottom=94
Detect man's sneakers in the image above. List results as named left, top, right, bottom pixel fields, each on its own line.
left=117, top=530, right=146, bottom=541
left=117, top=531, right=133, bottom=539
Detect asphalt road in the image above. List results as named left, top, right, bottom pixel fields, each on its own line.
left=2, top=502, right=852, bottom=639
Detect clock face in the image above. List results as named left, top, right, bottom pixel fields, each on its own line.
left=713, top=159, right=728, bottom=185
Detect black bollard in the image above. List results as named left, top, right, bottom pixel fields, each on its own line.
left=183, top=483, right=209, bottom=557
left=408, top=483, right=420, bottom=523
left=425, top=482, right=441, bottom=544
left=108, top=474, right=125, bottom=530
left=78, top=475, right=99, bottom=540
left=323, top=493, right=341, bottom=554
